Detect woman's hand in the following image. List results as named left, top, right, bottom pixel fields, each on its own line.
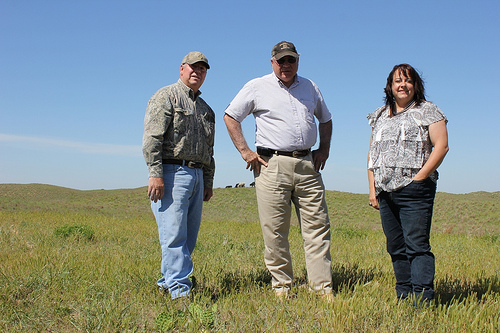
left=367, top=168, right=379, bottom=210
left=368, top=192, right=379, bottom=210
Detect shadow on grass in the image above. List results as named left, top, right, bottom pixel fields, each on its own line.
left=194, top=268, right=272, bottom=301
left=436, top=274, right=500, bottom=304
left=193, top=262, right=385, bottom=301
left=192, top=264, right=500, bottom=305
left=331, top=263, right=384, bottom=292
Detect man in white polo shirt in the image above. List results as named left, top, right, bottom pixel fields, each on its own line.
left=224, top=41, right=334, bottom=300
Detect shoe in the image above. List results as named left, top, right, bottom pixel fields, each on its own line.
left=319, top=293, right=334, bottom=303
left=275, top=288, right=298, bottom=301
left=275, top=290, right=289, bottom=299
left=158, top=286, right=169, bottom=295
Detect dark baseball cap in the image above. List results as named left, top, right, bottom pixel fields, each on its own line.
left=182, top=51, right=210, bottom=69
left=271, top=41, right=299, bottom=60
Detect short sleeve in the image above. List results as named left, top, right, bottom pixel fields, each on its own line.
left=410, top=102, right=447, bottom=127
left=367, top=106, right=386, bottom=127
left=224, top=81, right=256, bottom=123
left=311, top=81, right=332, bottom=124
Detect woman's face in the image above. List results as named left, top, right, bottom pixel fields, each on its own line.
left=391, top=69, right=415, bottom=106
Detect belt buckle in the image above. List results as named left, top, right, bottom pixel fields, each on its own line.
left=187, top=161, right=198, bottom=168
left=292, top=151, right=300, bottom=157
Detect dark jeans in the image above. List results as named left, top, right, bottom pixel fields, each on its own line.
left=378, top=178, right=437, bottom=301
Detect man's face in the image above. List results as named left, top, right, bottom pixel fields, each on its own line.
left=180, top=62, right=207, bottom=92
left=271, top=56, right=298, bottom=87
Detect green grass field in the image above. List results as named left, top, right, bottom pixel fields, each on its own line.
left=0, top=184, right=499, bottom=332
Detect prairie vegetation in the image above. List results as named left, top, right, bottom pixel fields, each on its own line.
left=0, top=184, right=499, bottom=332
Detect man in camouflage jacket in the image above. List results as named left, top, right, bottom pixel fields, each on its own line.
left=142, top=51, right=215, bottom=300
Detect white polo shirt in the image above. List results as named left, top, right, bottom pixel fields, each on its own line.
left=225, top=73, right=332, bottom=151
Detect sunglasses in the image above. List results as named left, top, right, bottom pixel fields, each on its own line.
left=276, top=57, right=297, bottom=65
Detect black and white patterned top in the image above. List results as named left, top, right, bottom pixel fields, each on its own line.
left=367, top=101, right=447, bottom=195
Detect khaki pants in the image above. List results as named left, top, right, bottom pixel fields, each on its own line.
left=255, top=153, right=333, bottom=294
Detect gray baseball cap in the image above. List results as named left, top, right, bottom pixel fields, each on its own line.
left=182, top=51, right=210, bottom=69
left=271, top=41, right=299, bottom=60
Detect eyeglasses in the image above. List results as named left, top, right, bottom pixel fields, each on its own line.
left=276, top=57, right=297, bottom=65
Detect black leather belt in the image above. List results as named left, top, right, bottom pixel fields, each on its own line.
left=162, top=159, right=203, bottom=168
left=257, top=147, right=310, bottom=157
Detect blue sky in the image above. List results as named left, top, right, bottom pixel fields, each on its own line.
left=1, top=0, right=499, bottom=194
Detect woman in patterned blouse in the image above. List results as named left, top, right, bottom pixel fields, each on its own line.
left=367, top=64, right=449, bottom=303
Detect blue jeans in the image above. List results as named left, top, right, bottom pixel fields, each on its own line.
left=151, top=164, right=204, bottom=299
left=378, top=178, right=437, bottom=301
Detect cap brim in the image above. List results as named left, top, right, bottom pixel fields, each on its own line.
left=274, top=51, right=299, bottom=60
left=185, top=60, right=210, bottom=69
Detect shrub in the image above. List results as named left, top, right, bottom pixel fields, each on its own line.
left=54, top=224, right=95, bottom=241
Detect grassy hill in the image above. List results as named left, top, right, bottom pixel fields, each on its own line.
left=2, top=183, right=498, bottom=235
left=0, top=184, right=499, bottom=332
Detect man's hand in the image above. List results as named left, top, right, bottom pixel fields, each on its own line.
left=224, top=114, right=268, bottom=173
left=241, top=148, right=268, bottom=173
left=313, top=120, right=332, bottom=172
left=148, top=177, right=164, bottom=203
left=203, top=187, right=213, bottom=202
left=312, top=147, right=329, bottom=172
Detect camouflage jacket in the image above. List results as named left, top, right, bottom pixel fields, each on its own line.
left=142, top=79, right=215, bottom=188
